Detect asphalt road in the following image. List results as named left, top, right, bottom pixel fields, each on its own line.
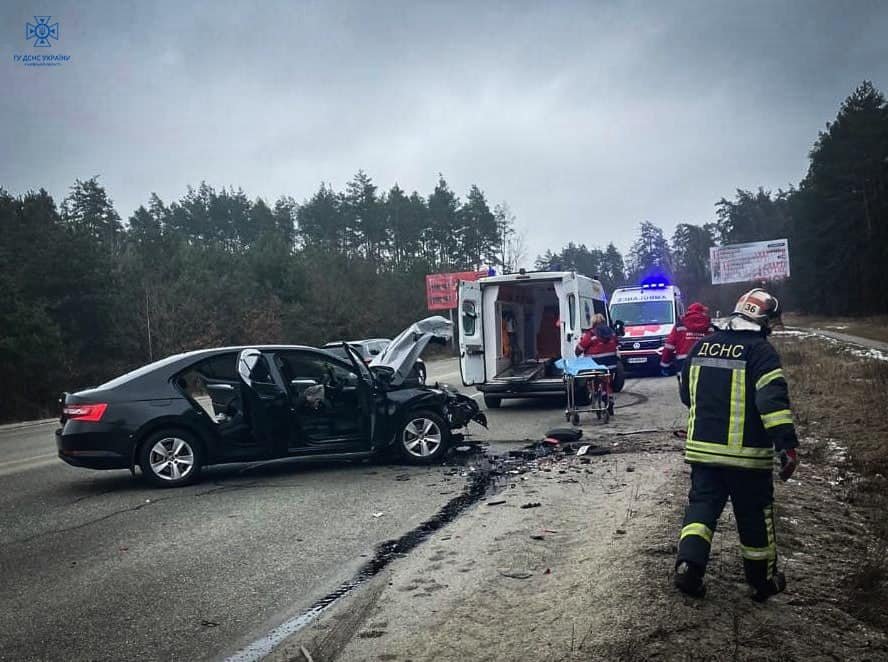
left=0, top=359, right=671, bottom=661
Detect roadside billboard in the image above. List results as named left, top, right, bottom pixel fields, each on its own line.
left=710, top=239, right=790, bottom=285
left=426, top=270, right=488, bottom=310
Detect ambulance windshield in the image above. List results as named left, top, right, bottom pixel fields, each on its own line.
left=610, top=301, right=674, bottom=326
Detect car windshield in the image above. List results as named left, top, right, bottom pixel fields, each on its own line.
left=610, top=301, right=674, bottom=326
left=323, top=344, right=351, bottom=361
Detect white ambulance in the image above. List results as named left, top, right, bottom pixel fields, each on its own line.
left=609, top=281, right=684, bottom=371
left=457, top=270, right=612, bottom=408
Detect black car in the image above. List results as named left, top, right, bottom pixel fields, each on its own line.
left=57, top=318, right=485, bottom=487
left=322, top=338, right=427, bottom=384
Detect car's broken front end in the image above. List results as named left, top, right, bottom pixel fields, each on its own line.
left=441, top=385, right=487, bottom=430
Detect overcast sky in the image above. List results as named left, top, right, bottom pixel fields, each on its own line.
left=3, top=1, right=887, bottom=259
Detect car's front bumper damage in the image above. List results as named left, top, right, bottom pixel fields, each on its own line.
left=444, top=390, right=488, bottom=430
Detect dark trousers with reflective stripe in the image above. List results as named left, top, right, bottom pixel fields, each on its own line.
left=677, top=464, right=777, bottom=589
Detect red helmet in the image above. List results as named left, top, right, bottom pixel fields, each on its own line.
left=732, top=289, right=781, bottom=328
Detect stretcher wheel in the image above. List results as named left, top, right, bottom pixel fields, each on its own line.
left=571, top=413, right=580, bottom=426
left=603, top=408, right=610, bottom=424
left=595, top=410, right=601, bottom=420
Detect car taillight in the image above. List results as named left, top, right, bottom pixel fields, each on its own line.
left=63, top=403, right=108, bottom=422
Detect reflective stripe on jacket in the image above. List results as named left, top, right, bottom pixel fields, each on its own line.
left=679, top=328, right=799, bottom=470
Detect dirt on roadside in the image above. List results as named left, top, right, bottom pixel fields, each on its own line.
left=269, top=335, right=888, bottom=662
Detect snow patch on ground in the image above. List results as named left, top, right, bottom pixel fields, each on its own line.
left=778, top=328, right=888, bottom=362
left=848, top=347, right=888, bottom=362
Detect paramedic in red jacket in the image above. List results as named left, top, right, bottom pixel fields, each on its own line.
left=575, top=314, right=619, bottom=368
left=660, top=302, right=715, bottom=375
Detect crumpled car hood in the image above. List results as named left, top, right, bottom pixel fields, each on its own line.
left=370, top=316, right=452, bottom=386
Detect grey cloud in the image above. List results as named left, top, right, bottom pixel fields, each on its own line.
left=2, top=0, right=887, bottom=259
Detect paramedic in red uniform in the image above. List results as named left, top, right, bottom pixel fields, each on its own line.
left=575, top=314, right=619, bottom=367
left=575, top=314, right=619, bottom=413
left=660, top=302, right=715, bottom=375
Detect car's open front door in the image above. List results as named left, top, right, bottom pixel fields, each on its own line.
left=458, top=280, right=485, bottom=386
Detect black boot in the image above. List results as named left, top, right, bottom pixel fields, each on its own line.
left=751, top=571, right=786, bottom=602
left=674, top=561, right=706, bottom=598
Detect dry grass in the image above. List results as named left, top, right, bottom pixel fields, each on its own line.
left=776, top=336, right=888, bottom=477
left=776, top=334, right=888, bottom=629
left=784, top=313, right=888, bottom=344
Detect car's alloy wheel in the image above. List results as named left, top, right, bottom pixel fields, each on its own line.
left=138, top=429, right=204, bottom=487
left=402, top=417, right=442, bottom=458
left=149, top=437, right=195, bottom=481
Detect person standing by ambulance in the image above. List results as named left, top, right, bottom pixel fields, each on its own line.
left=660, top=302, right=715, bottom=375
left=575, top=314, right=620, bottom=413
left=673, top=289, right=799, bottom=602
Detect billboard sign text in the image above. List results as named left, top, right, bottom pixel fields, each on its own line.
left=710, top=239, right=790, bottom=285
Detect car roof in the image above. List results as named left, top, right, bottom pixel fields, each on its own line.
left=95, top=344, right=329, bottom=391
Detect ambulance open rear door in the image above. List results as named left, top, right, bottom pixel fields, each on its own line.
left=458, top=280, right=485, bottom=386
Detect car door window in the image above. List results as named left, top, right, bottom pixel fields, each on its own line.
left=277, top=351, right=364, bottom=441
left=179, top=353, right=239, bottom=423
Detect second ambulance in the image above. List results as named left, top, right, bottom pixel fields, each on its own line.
left=609, top=280, right=684, bottom=372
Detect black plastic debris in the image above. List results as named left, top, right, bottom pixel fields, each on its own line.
left=520, top=502, right=541, bottom=509
left=545, top=427, right=583, bottom=442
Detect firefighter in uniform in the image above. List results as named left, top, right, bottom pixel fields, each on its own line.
left=674, top=289, right=799, bottom=602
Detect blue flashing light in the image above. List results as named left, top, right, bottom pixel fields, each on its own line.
left=640, top=273, right=671, bottom=289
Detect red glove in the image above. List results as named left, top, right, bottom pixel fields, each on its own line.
left=778, top=448, right=798, bottom=481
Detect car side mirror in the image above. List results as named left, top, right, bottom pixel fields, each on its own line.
left=613, top=320, right=626, bottom=337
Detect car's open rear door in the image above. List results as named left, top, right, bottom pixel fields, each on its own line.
left=458, top=280, right=485, bottom=386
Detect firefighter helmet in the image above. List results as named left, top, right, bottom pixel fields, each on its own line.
left=732, top=289, right=781, bottom=328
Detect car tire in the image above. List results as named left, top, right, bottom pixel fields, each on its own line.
left=138, top=429, right=204, bottom=488
left=397, top=410, right=451, bottom=465
left=483, top=395, right=502, bottom=409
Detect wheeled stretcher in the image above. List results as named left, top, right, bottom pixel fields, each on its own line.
left=557, top=357, right=615, bottom=426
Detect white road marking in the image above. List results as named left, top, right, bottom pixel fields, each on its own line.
left=0, top=452, right=58, bottom=477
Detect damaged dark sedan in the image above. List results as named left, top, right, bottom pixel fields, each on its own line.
left=56, top=317, right=487, bottom=487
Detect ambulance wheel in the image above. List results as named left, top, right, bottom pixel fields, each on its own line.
left=483, top=395, right=502, bottom=409
left=612, top=363, right=626, bottom=393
